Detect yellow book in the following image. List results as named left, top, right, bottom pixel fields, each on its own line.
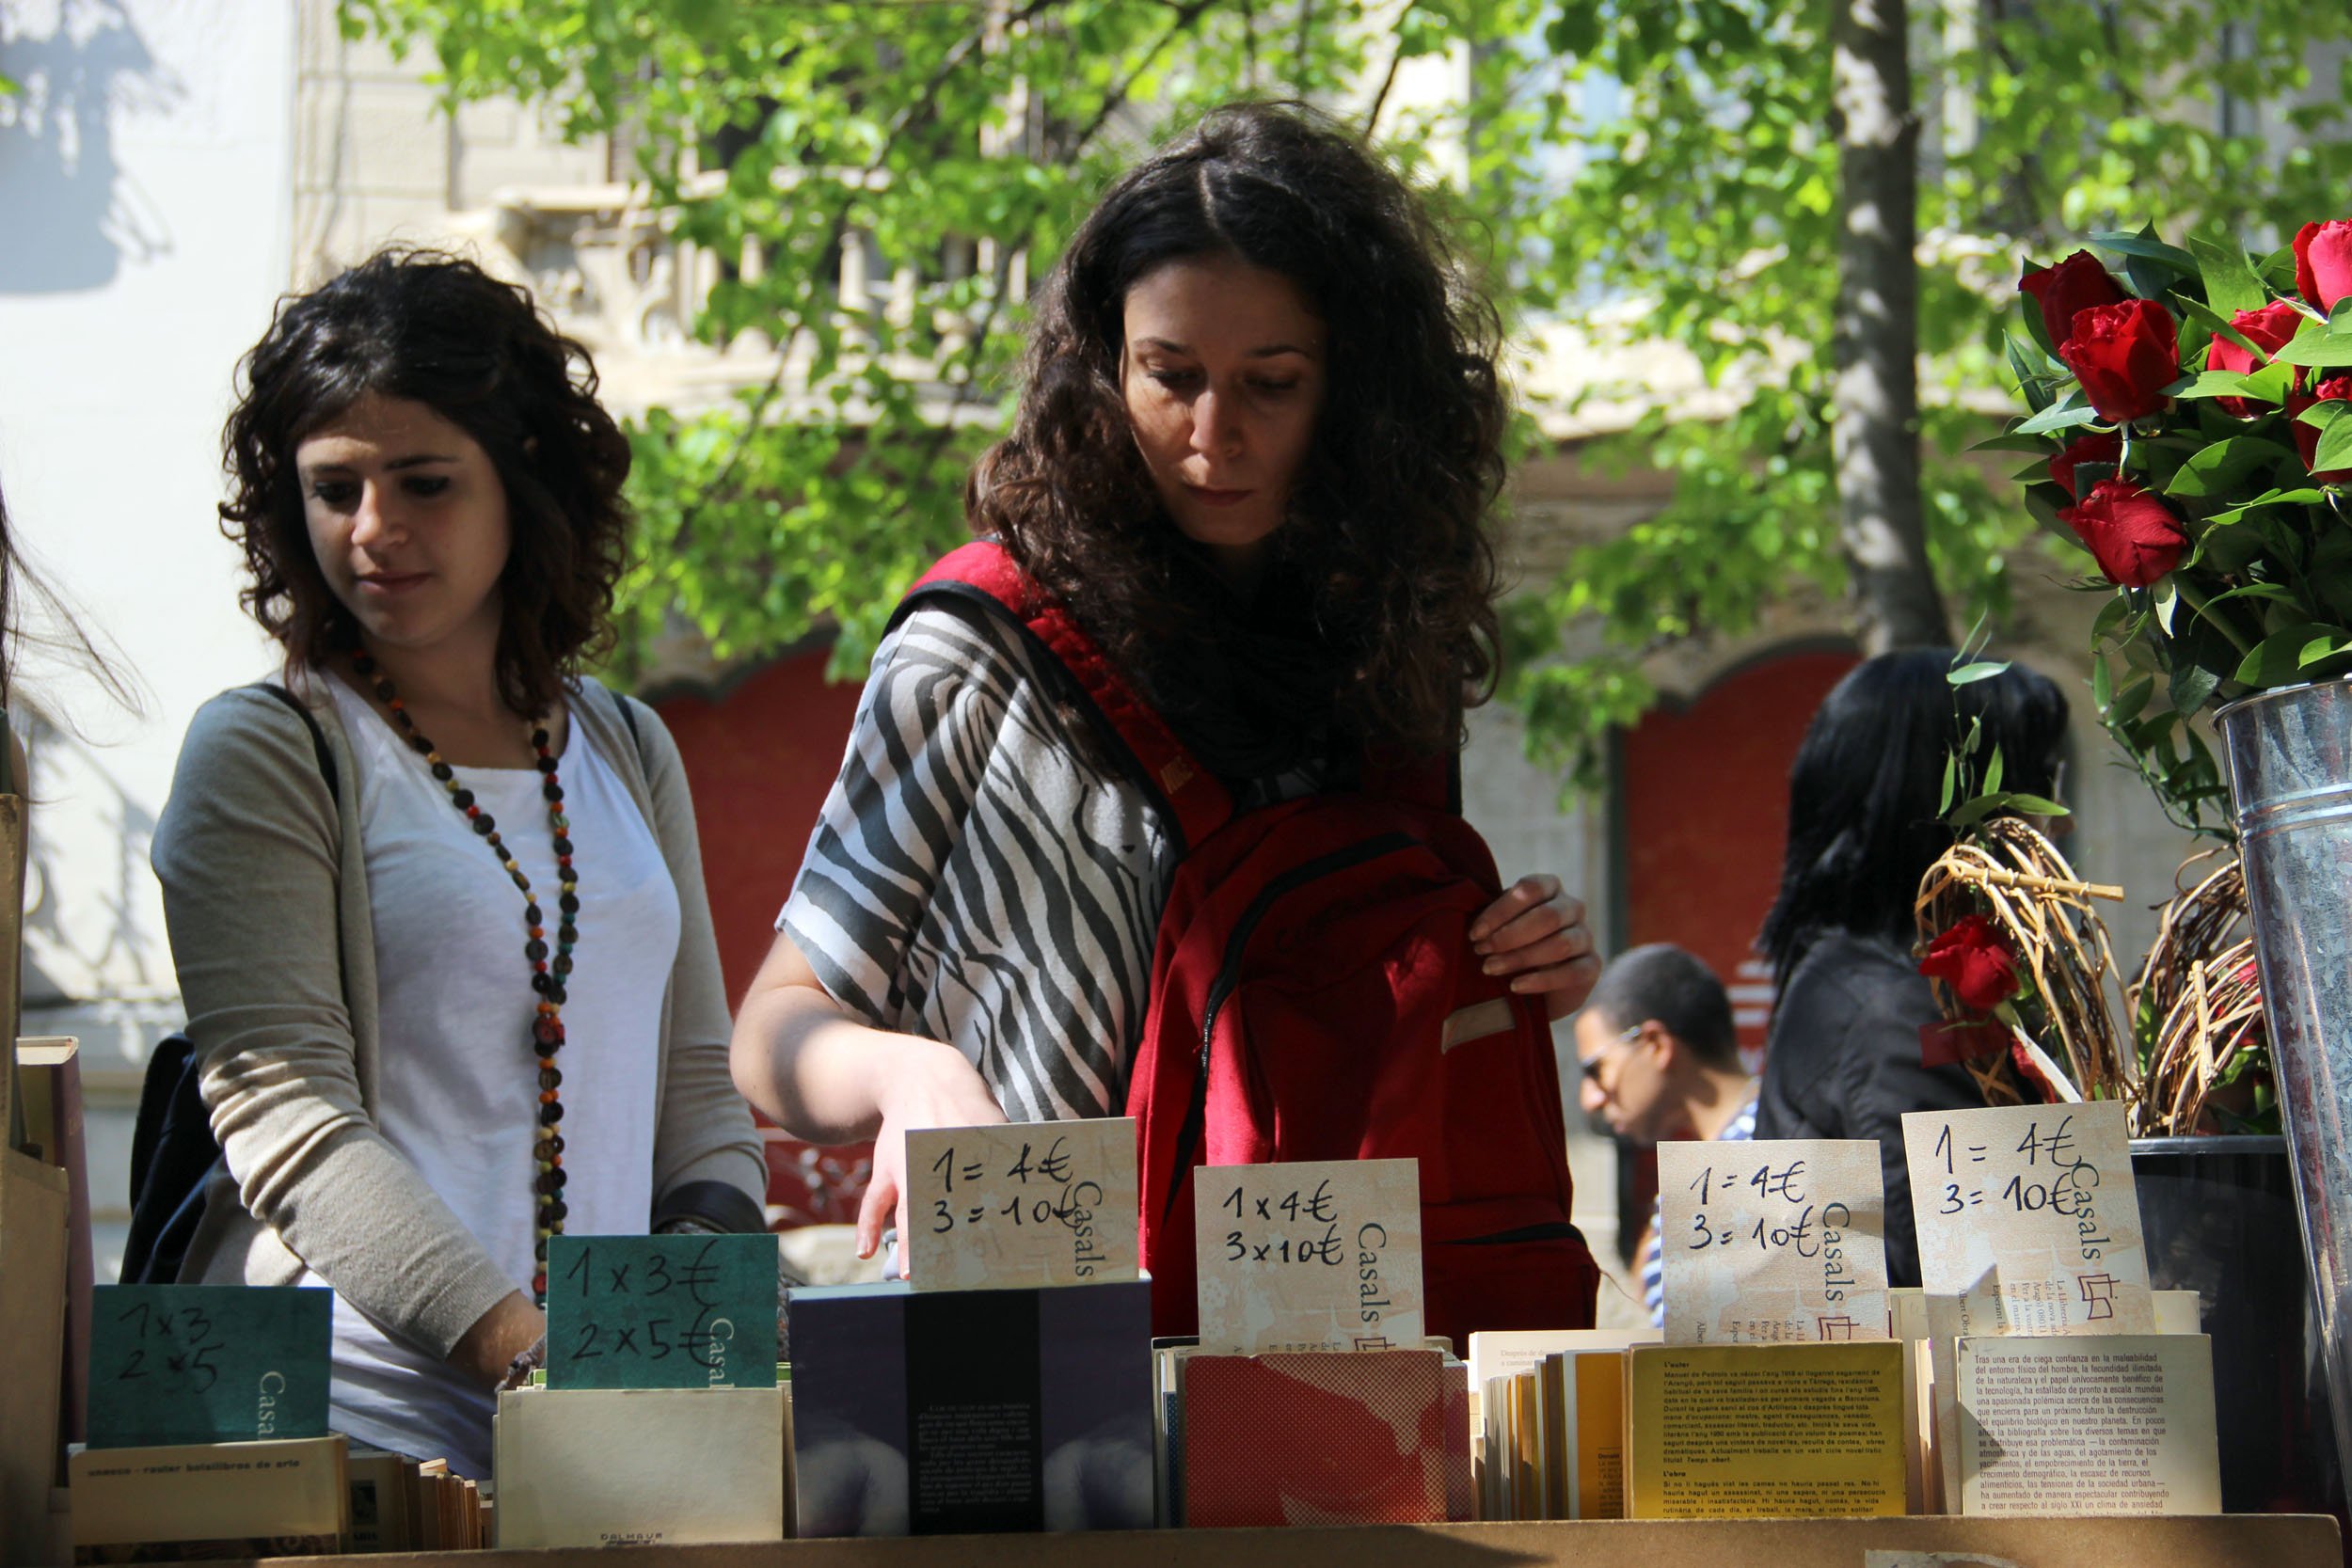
left=1509, top=1370, right=1542, bottom=1520
left=1626, top=1341, right=1907, bottom=1519
left=1568, top=1349, right=1627, bottom=1520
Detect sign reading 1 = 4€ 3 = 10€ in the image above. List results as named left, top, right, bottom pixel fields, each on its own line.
left=1194, top=1156, right=1423, bottom=1354
left=904, top=1118, right=1138, bottom=1291
left=1901, top=1099, right=2153, bottom=1336
left=1657, top=1137, right=1890, bottom=1345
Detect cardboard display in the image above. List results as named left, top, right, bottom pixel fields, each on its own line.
left=1658, top=1138, right=1890, bottom=1344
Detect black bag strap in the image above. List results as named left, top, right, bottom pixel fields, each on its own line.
left=251, top=681, right=339, bottom=804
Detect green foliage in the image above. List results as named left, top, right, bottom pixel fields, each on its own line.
left=346, top=0, right=2352, bottom=784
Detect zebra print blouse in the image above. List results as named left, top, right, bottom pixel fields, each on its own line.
left=780, top=600, right=1181, bottom=1119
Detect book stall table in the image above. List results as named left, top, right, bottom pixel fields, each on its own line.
left=117, top=1514, right=2346, bottom=1568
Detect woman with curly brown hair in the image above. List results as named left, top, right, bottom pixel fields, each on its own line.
left=732, top=103, right=1600, bottom=1278
left=151, top=249, right=763, bottom=1475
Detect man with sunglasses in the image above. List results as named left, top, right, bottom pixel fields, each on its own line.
left=1571, top=944, right=1757, bottom=1328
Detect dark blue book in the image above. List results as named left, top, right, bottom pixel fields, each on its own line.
left=788, top=1279, right=1153, bottom=1537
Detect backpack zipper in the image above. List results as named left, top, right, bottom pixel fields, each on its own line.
left=1158, top=831, right=1420, bottom=1225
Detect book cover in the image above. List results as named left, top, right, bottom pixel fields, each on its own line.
left=789, top=1279, right=1152, bottom=1537
left=344, top=1447, right=412, bottom=1553
left=1954, top=1333, right=2221, bottom=1515
left=1183, top=1349, right=1450, bottom=1528
left=1625, top=1341, right=1907, bottom=1519
left=492, top=1385, right=787, bottom=1546
left=1568, top=1349, right=1628, bottom=1520
left=68, top=1434, right=348, bottom=1558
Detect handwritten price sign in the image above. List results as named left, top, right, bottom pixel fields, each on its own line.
left=1658, top=1138, right=1889, bottom=1345
left=87, top=1285, right=329, bottom=1449
left=1194, top=1157, right=1422, bottom=1354
left=1902, top=1101, right=2153, bottom=1336
left=544, top=1234, right=780, bottom=1389
left=904, top=1118, right=1137, bottom=1291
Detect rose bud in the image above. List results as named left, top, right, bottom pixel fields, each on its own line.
left=2296, top=220, right=2352, bottom=314
left=2058, top=298, right=2181, bottom=423
left=2046, top=430, right=2122, bottom=500
left=2209, top=298, right=2305, bottom=416
left=2021, top=250, right=2125, bottom=348
left=1918, top=915, right=2021, bottom=1013
left=2058, top=478, right=2188, bottom=587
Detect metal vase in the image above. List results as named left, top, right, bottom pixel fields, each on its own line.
left=2219, top=676, right=2352, bottom=1500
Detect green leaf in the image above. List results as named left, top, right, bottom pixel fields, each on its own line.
left=2111, top=674, right=2155, bottom=724
left=2164, top=436, right=2296, bottom=499
left=2187, top=226, right=2269, bottom=320
left=2275, top=330, right=2352, bottom=369
left=1970, top=431, right=2062, bottom=455
left=2092, top=655, right=2113, bottom=711
left=2012, top=399, right=2100, bottom=437
left=2153, top=578, right=2181, bottom=634
left=2007, top=336, right=2055, bottom=414
left=2169, top=659, right=2221, bottom=716
left=2236, top=623, right=2350, bottom=686
left=1982, top=746, right=2006, bottom=797
left=1939, top=751, right=1958, bottom=816
left=1947, top=660, right=2010, bottom=686
left=2313, top=416, right=2352, bottom=477
left=2092, top=230, right=2200, bottom=275
left=2176, top=295, right=2268, bottom=363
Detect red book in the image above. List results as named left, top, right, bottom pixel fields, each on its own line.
left=1182, top=1350, right=1460, bottom=1528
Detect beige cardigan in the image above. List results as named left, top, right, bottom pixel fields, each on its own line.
left=150, top=674, right=765, bottom=1360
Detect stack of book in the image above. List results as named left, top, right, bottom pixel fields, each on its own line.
left=494, top=1378, right=790, bottom=1546
left=1468, top=1327, right=1655, bottom=1521
left=66, top=1435, right=487, bottom=1560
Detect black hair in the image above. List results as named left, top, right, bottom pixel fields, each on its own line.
left=1757, top=649, right=2070, bottom=986
left=969, top=100, right=1506, bottom=756
left=220, top=247, right=632, bottom=717
left=1584, top=943, right=1740, bottom=1069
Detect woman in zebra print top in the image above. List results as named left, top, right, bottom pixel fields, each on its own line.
left=730, top=103, right=1603, bottom=1269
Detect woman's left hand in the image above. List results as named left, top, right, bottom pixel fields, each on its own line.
left=1470, top=874, right=1601, bottom=1021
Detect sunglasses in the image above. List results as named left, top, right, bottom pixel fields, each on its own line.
left=1580, top=1024, right=1644, bottom=1085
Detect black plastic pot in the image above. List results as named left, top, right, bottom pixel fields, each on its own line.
left=2131, top=1133, right=2342, bottom=1516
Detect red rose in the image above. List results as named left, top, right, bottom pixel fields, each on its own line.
left=2295, top=220, right=2352, bottom=313
left=2046, top=430, right=2122, bottom=500
left=1918, top=915, right=2021, bottom=1013
left=2058, top=298, right=2181, bottom=423
left=2289, top=374, right=2352, bottom=484
left=2058, top=479, right=2188, bottom=587
left=2209, top=298, right=2306, bottom=416
left=2021, top=250, right=2125, bottom=348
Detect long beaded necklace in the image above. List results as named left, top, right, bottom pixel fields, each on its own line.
left=352, top=652, right=579, bottom=1307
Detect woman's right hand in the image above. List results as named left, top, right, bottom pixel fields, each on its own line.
left=857, top=1038, right=1008, bottom=1275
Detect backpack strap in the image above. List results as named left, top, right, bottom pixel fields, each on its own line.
left=899, top=541, right=1233, bottom=854
left=251, top=682, right=340, bottom=804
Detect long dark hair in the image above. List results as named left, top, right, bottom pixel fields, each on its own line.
left=1758, top=650, right=2070, bottom=986
left=968, top=102, right=1507, bottom=757
left=219, top=247, right=632, bottom=716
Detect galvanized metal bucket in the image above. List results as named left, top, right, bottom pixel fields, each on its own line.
left=2219, top=676, right=2352, bottom=1499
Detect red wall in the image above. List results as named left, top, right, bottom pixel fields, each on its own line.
left=655, top=646, right=873, bottom=1228
left=653, top=647, right=865, bottom=1001
left=1617, top=648, right=1857, bottom=1055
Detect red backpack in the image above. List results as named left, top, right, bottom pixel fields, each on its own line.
left=906, top=542, right=1598, bottom=1348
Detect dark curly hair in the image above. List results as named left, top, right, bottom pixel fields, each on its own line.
left=219, top=247, right=631, bottom=717
left=968, top=102, right=1508, bottom=757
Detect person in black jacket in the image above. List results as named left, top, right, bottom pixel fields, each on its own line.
left=1754, top=650, right=2069, bottom=1287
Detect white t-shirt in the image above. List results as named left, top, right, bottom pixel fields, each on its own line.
left=310, top=679, right=681, bottom=1477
